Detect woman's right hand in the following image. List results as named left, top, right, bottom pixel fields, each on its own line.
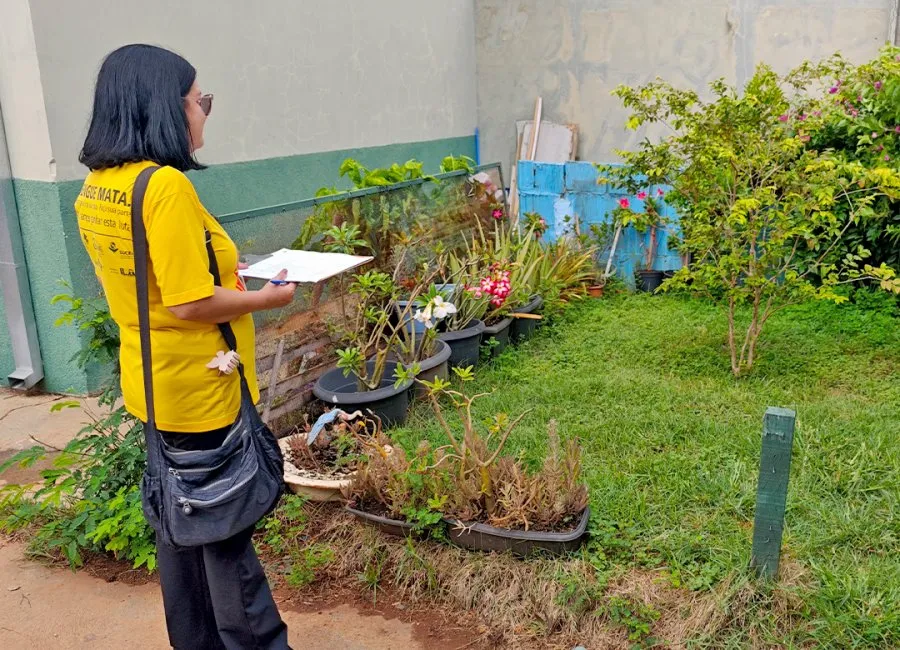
left=257, top=269, right=296, bottom=309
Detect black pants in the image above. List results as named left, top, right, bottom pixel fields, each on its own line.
left=156, top=428, right=289, bottom=650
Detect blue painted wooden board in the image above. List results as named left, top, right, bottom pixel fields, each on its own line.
left=518, top=161, right=683, bottom=286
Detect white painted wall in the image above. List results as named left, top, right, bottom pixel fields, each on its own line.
left=475, top=0, right=892, bottom=169
left=16, top=0, right=478, bottom=181
left=0, top=0, right=55, bottom=182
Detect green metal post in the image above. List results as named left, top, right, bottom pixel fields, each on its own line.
left=750, top=407, right=796, bottom=579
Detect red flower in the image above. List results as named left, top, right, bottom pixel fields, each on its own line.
left=618, top=198, right=630, bottom=209
left=492, top=208, right=503, bottom=220
left=636, top=191, right=648, bottom=200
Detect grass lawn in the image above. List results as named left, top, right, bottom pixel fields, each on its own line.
left=391, top=292, right=900, bottom=648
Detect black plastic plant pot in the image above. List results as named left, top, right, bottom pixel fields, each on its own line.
left=412, top=339, right=451, bottom=396
left=481, top=317, right=513, bottom=358
left=438, top=319, right=486, bottom=368
left=510, top=295, right=544, bottom=343
left=313, top=361, right=412, bottom=427
left=346, top=506, right=417, bottom=538
left=444, top=507, right=590, bottom=558
left=638, top=270, right=665, bottom=293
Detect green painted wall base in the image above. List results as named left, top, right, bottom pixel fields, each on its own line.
left=2, top=136, right=475, bottom=393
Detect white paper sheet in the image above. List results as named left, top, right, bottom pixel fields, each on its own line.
left=238, top=249, right=373, bottom=284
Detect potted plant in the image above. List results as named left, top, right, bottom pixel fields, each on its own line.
left=574, top=221, right=615, bottom=297
left=433, top=257, right=490, bottom=368
left=390, top=288, right=455, bottom=397
left=613, top=190, right=668, bottom=292
left=343, top=436, right=450, bottom=538
left=280, top=409, right=387, bottom=502
left=477, top=263, right=515, bottom=358
left=313, top=270, right=421, bottom=427
left=421, top=369, right=591, bottom=557
left=467, top=219, right=544, bottom=343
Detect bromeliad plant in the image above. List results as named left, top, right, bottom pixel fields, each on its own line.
left=606, top=63, right=900, bottom=376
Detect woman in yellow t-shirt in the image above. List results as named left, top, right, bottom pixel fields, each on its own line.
left=75, top=44, right=295, bottom=649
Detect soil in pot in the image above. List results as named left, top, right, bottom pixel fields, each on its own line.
left=313, top=361, right=412, bottom=427
left=510, top=295, right=544, bottom=342
left=438, top=319, right=486, bottom=368
left=444, top=506, right=591, bottom=558
left=481, top=316, right=513, bottom=359
left=280, top=414, right=380, bottom=502
left=638, top=270, right=665, bottom=293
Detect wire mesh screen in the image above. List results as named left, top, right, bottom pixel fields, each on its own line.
left=219, top=164, right=505, bottom=431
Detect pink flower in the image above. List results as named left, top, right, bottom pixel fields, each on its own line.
left=851, top=109, right=859, bottom=117
left=875, top=81, right=883, bottom=91
left=894, top=126, right=900, bottom=133
left=636, top=191, right=648, bottom=200
left=778, top=114, right=789, bottom=122
left=872, top=131, right=880, bottom=139
left=829, top=86, right=839, bottom=94
left=618, top=198, right=630, bottom=209
left=885, top=154, right=891, bottom=162
left=797, top=114, right=807, bottom=121
left=492, top=208, right=503, bottom=220
left=813, top=110, right=822, bottom=117
left=657, top=188, right=665, bottom=197
left=877, top=144, right=884, bottom=151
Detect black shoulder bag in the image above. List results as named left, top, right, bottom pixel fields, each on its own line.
left=133, top=166, right=284, bottom=547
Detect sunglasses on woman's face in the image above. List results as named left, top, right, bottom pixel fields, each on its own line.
left=198, top=94, right=213, bottom=116
left=189, top=93, right=213, bottom=116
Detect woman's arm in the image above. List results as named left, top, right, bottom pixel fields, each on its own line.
left=169, top=270, right=296, bottom=324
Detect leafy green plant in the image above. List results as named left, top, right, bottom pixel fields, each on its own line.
left=287, top=544, right=335, bottom=588
left=799, top=46, right=900, bottom=277
left=604, top=64, right=900, bottom=375
left=1, top=290, right=153, bottom=569
left=605, top=595, right=660, bottom=647
left=332, top=260, right=454, bottom=391
left=439, top=154, right=476, bottom=174
left=257, top=495, right=308, bottom=557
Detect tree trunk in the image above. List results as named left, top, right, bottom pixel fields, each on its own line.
left=728, top=298, right=740, bottom=376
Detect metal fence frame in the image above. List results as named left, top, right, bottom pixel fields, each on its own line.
left=219, top=162, right=504, bottom=225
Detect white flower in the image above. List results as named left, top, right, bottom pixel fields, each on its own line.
left=431, top=296, right=457, bottom=320
left=414, top=308, right=435, bottom=329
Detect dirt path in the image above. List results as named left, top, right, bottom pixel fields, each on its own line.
left=0, top=540, right=433, bottom=649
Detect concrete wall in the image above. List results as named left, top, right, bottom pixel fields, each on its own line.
left=26, top=0, right=477, bottom=183
left=475, top=0, right=893, bottom=171
left=0, top=0, right=478, bottom=392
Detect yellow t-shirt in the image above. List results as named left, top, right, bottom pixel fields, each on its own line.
left=74, top=161, right=259, bottom=432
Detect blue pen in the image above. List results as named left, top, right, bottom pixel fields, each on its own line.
left=269, top=279, right=290, bottom=286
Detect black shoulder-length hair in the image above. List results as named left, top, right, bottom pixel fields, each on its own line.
left=79, top=44, right=205, bottom=172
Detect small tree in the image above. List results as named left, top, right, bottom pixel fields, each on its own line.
left=606, top=65, right=900, bottom=376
